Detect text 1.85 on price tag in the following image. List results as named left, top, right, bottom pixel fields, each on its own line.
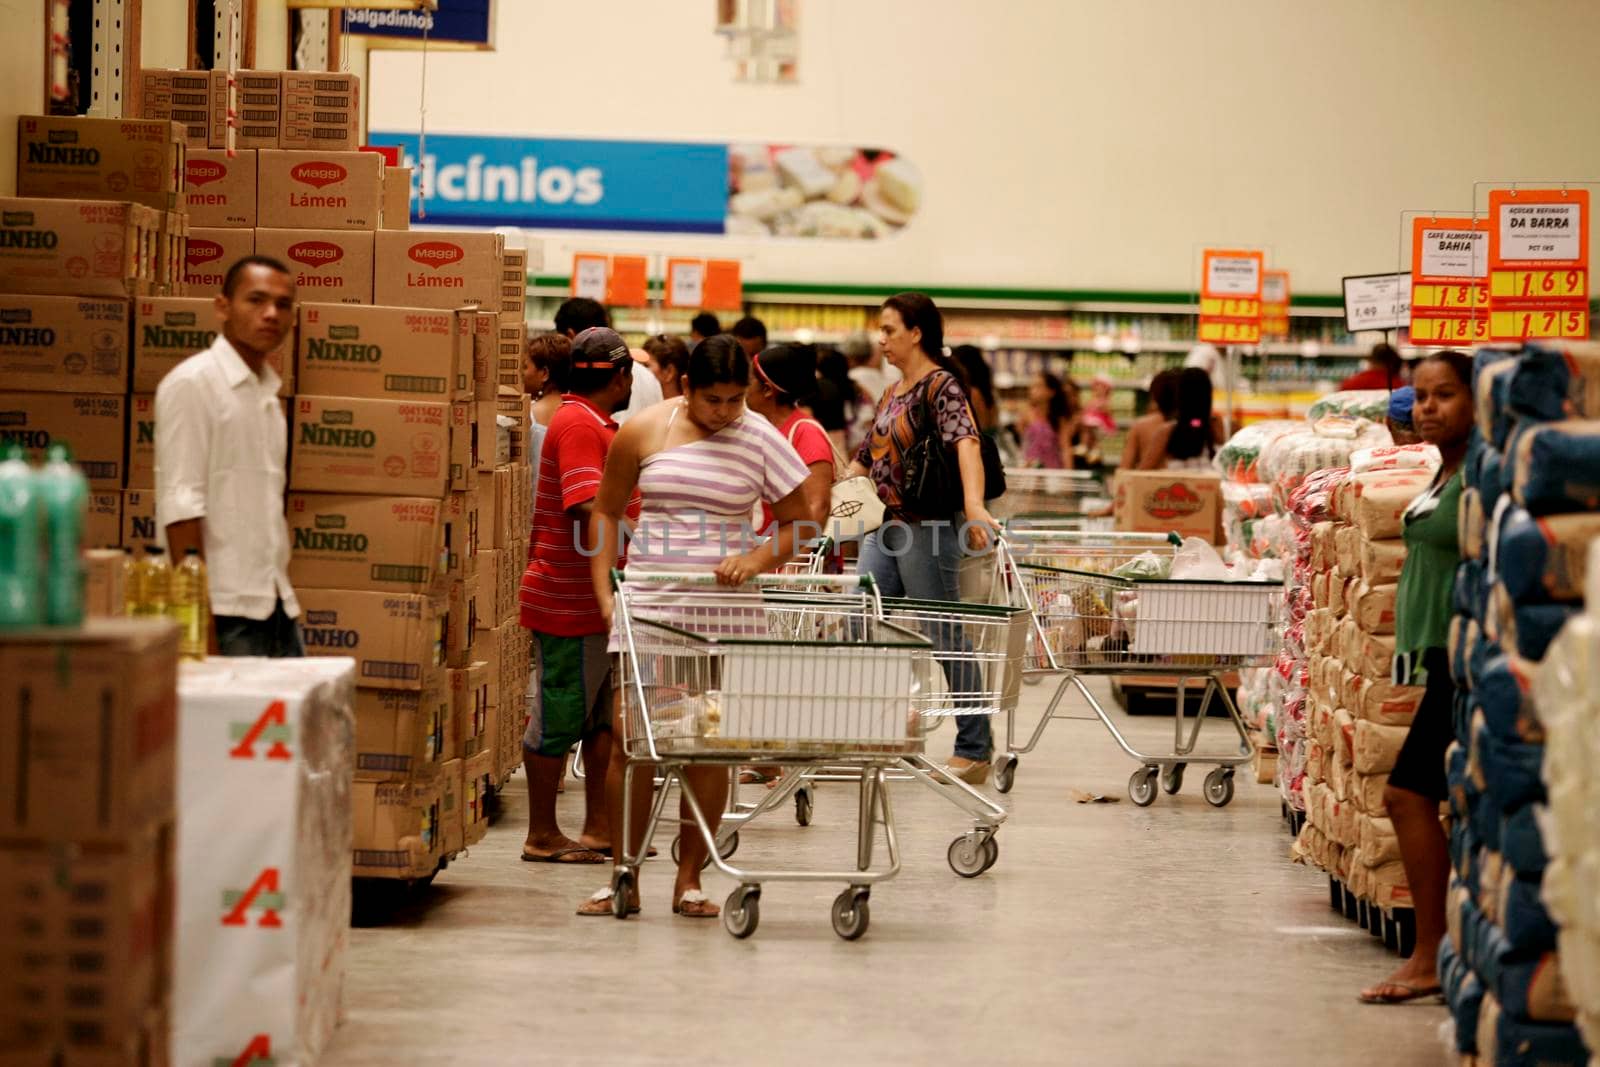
left=1408, top=216, right=1488, bottom=347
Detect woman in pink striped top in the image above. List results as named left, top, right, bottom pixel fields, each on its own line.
left=578, top=335, right=814, bottom=920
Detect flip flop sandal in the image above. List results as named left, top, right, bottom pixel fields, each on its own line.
left=671, top=889, right=720, bottom=919
left=590, top=845, right=660, bottom=859
left=522, top=845, right=607, bottom=864
left=577, top=886, right=639, bottom=917
left=1357, top=982, right=1444, bottom=1005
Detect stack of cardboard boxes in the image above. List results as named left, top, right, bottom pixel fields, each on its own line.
left=0, top=619, right=181, bottom=1064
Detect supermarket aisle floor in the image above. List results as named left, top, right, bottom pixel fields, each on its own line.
left=323, top=677, right=1452, bottom=1067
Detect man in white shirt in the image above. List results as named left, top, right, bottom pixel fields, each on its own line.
left=156, top=256, right=302, bottom=656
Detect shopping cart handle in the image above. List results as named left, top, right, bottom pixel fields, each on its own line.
left=1167, top=531, right=1184, bottom=547
left=612, top=568, right=878, bottom=591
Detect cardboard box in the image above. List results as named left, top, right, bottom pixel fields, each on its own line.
left=127, top=393, right=156, bottom=489
left=122, top=488, right=157, bottom=550
left=257, top=150, right=383, bottom=230
left=353, top=680, right=450, bottom=782
left=295, top=303, right=457, bottom=400
left=382, top=166, right=412, bottom=230
left=287, top=493, right=446, bottom=593
left=156, top=209, right=189, bottom=295
left=297, top=588, right=442, bottom=690
left=0, top=824, right=172, bottom=1058
left=470, top=620, right=521, bottom=709
left=374, top=229, right=504, bottom=312
left=463, top=748, right=492, bottom=845
left=477, top=400, right=511, bottom=469
left=136, top=68, right=211, bottom=146
left=184, top=148, right=256, bottom=227
left=84, top=547, right=127, bottom=618
left=443, top=487, right=479, bottom=578
left=449, top=663, right=489, bottom=760
left=453, top=306, right=476, bottom=397
left=280, top=72, right=361, bottom=152
left=501, top=246, right=526, bottom=313
left=87, top=489, right=122, bottom=550
left=0, top=619, right=179, bottom=842
left=16, top=115, right=186, bottom=211
left=445, top=572, right=478, bottom=667
left=449, top=400, right=477, bottom=492
left=472, top=309, right=497, bottom=401
left=289, top=395, right=449, bottom=497
left=438, top=758, right=465, bottom=856
left=0, top=391, right=125, bottom=489
left=1113, top=469, right=1225, bottom=543
left=184, top=226, right=255, bottom=295
left=474, top=548, right=521, bottom=629
left=0, top=294, right=130, bottom=393
left=210, top=69, right=282, bottom=150
left=254, top=227, right=374, bottom=305
left=0, top=197, right=156, bottom=297
left=133, top=296, right=214, bottom=392
left=351, top=776, right=443, bottom=880
left=498, top=315, right=526, bottom=392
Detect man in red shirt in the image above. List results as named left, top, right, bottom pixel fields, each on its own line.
left=1340, top=342, right=1405, bottom=392
left=518, top=328, right=637, bottom=862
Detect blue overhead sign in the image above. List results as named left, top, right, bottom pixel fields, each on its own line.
left=342, top=1, right=492, bottom=47
left=367, top=131, right=731, bottom=234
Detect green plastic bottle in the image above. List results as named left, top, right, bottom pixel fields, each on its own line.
left=0, top=441, right=41, bottom=629
left=36, top=443, right=88, bottom=626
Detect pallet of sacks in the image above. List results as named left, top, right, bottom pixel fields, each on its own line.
left=1438, top=343, right=1599, bottom=1066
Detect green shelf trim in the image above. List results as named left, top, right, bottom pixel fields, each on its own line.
left=525, top=274, right=1344, bottom=308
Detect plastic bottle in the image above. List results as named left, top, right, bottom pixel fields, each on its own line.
left=0, top=442, right=42, bottom=629
left=171, top=548, right=208, bottom=660
left=36, top=443, right=88, bottom=626
left=136, top=545, right=170, bottom=618
left=121, top=548, right=138, bottom=618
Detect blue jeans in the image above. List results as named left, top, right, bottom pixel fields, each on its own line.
left=859, top=519, right=992, bottom=761
left=215, top=599, right=305, bottom=658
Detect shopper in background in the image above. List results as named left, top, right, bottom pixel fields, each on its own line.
left=730, top=315, right=768, bottom=358
left=1020, top=371, right=1079, bottom=469
left=642, top=333, right=690, bottom=400
left=554, top=296, right=609, bottom=338
left=1161, top=367, right=1222, bottom=470
left=747, top=343, right=835, bottom=532
left=812, top=348, right=875, bottom=456
left=1341, top=342, right=1406, bottom=391
left=846, top=328, right=902, bottom=402
left=580, top=335, right=815, bottom=919
left=1081, top=374, right=1119, bottom=436
left=518, top=328, right=637, bottom=865
left=1118, top=368, right=1180, bottom=470
left=1359, top=350, right=1475, bottom=1005
left=953, top=345, right=999, bottom=437
left=1386, top=386, right=1421, bottom=446
left=524, top=332, right=573, bottom=504
left=156, top=256, right=301, bottom=657
left=688, top=311, right=721, bottom=349
left=844, top=292, right=1000, bottom=784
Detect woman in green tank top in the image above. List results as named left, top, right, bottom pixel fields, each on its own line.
left=1360, top=351, right=1475, bottom=1006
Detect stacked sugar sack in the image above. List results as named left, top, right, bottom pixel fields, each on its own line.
left=1438, top=343, right=1598, bottom=1066
left=1294, top=446, right=1440, bottom=919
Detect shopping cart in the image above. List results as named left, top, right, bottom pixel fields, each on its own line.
left=994, top=468, right=1112, bottom=527
left=611, top=570, right=931, bottom=940
left=993, top=533, right=1283, bottom=806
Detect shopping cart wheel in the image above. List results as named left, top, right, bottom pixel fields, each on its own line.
left=831, top=888, right=870, bottom=941
left=724, top=885, right=760, bottom=939
left=981, top=836, right=999, bottom=873
left=994, top=755, right=1018, bottom=794
left=610, top=869, right=636, bottom=921
left=947, top=833, right=990, bottom=878
left=1203, top=767, right=1235, bottom=808
left=1128, top=766, right=1159, bottom=807
left=1161, top=763, right=1186, bottom=795
left=673, top=830, right=741, bottom=869
left=795, top=788, right=814, bottom=827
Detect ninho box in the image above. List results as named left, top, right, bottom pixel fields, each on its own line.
left=287, top=493, right=447, bottom=593
left=298, top=588, right=442, bottom=690
left=351, top=776, right=443, bottom=879
left=280, top=72, right=360, bottom=151
left=209, top=69, right=282, bottom=149
left=184, top=226, right=254, bottom=294
left=121, top=488, right=157, bottom=549
left=1112, top=469, right=1224, bottom=544
left=257, top=150, right=383, bottom=230
left=374, top=229, right=504, bottom=312
left=184, top=148, right=256, bottom=227
left=137, top=68, right=211, bottom=146
left=0, top=294, right=129, bottom=393
left=353, top=679, right=450, bottom=782
left=296, top=303, right=457, bottom=400
left=290, top=396, right=449, bottom=497
left=133, top=296, right=217, bottom=392
left=16, top=115, right=186, bottom=211
left=127, top=394, right=156, bottom=490
left=0, top=391, right=125, bottom=488
left=86, top=489, right=122, bottom=550
left=255, top=227, right=374, bottom=305
left=0, top=197, right=157, bottom=298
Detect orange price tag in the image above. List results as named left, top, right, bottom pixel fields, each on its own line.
left=1260, top=269, right=1290, bottom=340
left=701, top=259, right=743, bottom=312
left=1487, top=189, right=1589, bottom=343
left=1408, top=216, right=1489, bottom=348
left=1199, top=248, right=1263, bottom=345
left=605, top=255, right=649, bottom=307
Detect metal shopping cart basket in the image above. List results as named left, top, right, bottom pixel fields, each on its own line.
left=612, top=570, right=931, bottom=940
left=993, top=468, right=1113, bottom=527
left=993, top=534, right=1284, bottom=806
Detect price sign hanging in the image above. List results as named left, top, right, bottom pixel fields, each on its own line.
left=1198, top=248, right=1264, bottom=345
left=605, top=255, right=649, bottom=307
left=1487, top=188, right=1589, bottom=342
left=1341, top=272, right=1412, bottom=332
left=1408, top=216, right=1489, bottom=347
left=571, top=253, right=609, bottom=301
left=665, top=258, right=706, bottom=309
left=1260, top=270, right=1291, bottom=340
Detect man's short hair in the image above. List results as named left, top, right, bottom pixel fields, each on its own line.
left=222, top=256, right=292, bottom=297
left=730, top=316, right=767, bottom=343
left=554, top=297, right=609, bottom=336
left=690, top=311, right=721, bottom=338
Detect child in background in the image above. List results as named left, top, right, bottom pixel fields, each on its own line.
left=1020, top=372, right=1078, bottom=469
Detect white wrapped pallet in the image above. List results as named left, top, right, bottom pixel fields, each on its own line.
left=172, top=657, right=356, bottom=1067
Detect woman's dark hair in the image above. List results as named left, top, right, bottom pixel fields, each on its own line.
left=1417, top=349, right=1473, bottom=389
left=686, top=334, right=750, bottom=390
left=526, top=332, right=572, bottom=392
left=1149, top=369, right=1181, bottom=418
left=811, top=349, right=856, bottom=431
left=554, top=297, right=609, bottom=336
left=643, top=334, right=689, bottom=381
left=1166, top=367, right=1215, bottom=461
left=952, top=345, right=995, bottom=410
left=882, top=291, right=967, bottom=389
left=690, top=311, right=722, bottom=338
left=1038, top=372, right=1071, bottom=432
left=1369, top=342, right=1404, bottom=384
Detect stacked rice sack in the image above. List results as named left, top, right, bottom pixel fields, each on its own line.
left=1292, top=446, right=1438, bottom=915
left=1440, top=343, right=1597, bottom=1066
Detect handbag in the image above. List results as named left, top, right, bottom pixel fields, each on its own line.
left=900, top=373, right=1007, bottom=514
